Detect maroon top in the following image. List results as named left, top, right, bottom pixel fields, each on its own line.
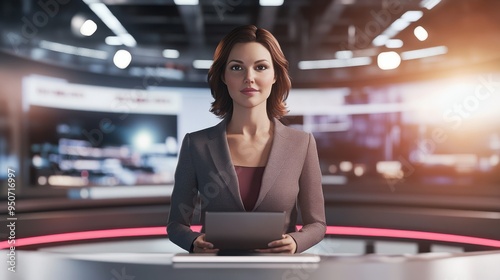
left=234, top=165, right=265, bottom=211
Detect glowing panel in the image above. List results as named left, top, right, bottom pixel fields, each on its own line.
left=1, top=226, right=499, bottom=250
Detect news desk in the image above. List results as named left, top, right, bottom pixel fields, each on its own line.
left=3, top=250, right=500, bottom=280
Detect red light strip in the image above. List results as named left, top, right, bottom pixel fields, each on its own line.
left=1, top=226, right=499, bottom=250
left=324, top=226, right=500, bottom=247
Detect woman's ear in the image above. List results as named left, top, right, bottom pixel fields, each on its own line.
left=221, top=72, right=226, bottom=84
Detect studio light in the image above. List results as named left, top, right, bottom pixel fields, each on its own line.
left=40, top=40, right=108, bottom=60
left=386, top=39, right=404, bottom=48
left=113, top=49, right=132, bottom=69
left=80, top=19, right=97, bottom=36
left=377, top=51, right=401, bottom=70
left=133, top=131, right=153, bottom=150
left=193, top=60, right=213, bottom=69
left=82, top=0, right=137, bottom=47
left=174, top=0, right=199, bottom=5
left=414, top=26, right=429, bottom=41
left=420, top=0, right=442, bottom=10
left=105, top=36, right=122, bottom=46
left=298, top=57, right=372, bottom=70
left=71, top=14, right=96, bottom=37
left=163, top=49, right=180, bottom=59
left=259, top=0, right=284, bottom=6
left=401, top=46, right=448, bottom=60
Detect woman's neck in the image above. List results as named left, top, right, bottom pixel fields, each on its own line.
left=227, top=106, right=272, bottom=135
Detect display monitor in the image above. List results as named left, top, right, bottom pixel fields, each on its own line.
left=23, top=76, right=180, bottom=190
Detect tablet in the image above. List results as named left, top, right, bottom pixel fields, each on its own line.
left=204, top=211, right=286, bottom=252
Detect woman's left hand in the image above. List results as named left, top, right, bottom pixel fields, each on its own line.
left=256, top=234, right=297, bottom=254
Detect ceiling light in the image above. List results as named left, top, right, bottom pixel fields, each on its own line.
left=118, top=34, right=136, bottom=47
left=162, top=49, right=180, bottom=59
left=391, top=19, right=411, bottom=31
left=377, top=51, right=401, bottom=70
left=400, top=46, right=448, bottom=60
left=174, top=0, right=199, bottom=5
left=80, top=19, right=97, bottom=36
left=414, top=26, right=429, bottom=41
left=372, top=11, right=423, bottom=47
left=385, top=39, right=403, bottom=48
left=259, top=0, right=284, bottom=6
left=105, top=36, right=122, bottom=46
left=82, top=0, right=137, bottom=47
left=298, top=57, right=372, bottom=70
left=39, top=40, right=108, bottom=60
left=71, top=14, right=89, bottom=37
left=335, top=50, right=353, bottom=59
left=372, top=34, right=389, bottom=47
left=420, top=0, right=442, bottom=10
left=193, top=60, right=213, bottom=69
left=113, top=49, right=132, bottom=69
left=401, top=11, right=424, bottom=22
left=85, top=2, right=121, bottom=30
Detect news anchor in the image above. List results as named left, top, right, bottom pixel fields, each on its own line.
left=167, top=25, right=326, bottom=254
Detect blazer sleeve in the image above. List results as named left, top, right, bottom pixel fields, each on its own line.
left=287, top=133, right=327, bottom=253
left=166, top=133, right=202, bottom=252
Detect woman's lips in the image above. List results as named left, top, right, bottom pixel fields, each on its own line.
left=240, top=88, right=259, bottom=96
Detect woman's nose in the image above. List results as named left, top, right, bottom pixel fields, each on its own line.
left=244, top=70, right=255, bottom=84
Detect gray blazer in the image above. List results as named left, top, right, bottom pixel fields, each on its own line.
left=167, top=118, right=326, bottom=253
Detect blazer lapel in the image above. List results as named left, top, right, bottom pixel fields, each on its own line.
left=253, top=118, right=293, bottom=210
left=207, top=118, right=245, bottom=210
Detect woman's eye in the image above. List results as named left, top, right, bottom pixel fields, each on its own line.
left=256, top=65, right=268, bottom=70
left=230, top=65, right=242, bottom=71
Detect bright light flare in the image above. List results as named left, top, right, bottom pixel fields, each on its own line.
left=163, top=49, right=180, bottom=59
left=377, top=51, right=401, bottom=70
left=193, top=60, right=213, bottom=69
left=260, top=0, right=284, bottom=6
left=414, top=26, right=429, bottom=41
left=386, top=39, right=403, bottom=49
left=133, top=131, right=153, bottom=150
left=80, top=19, right=97, bottom=36
left=113, top=49, right=132, bottom=69
left=339, top=161, right=353, bottom=172
left=401, top=46, right=447, bottom=60
left=174, top=0, right=199, bottom=4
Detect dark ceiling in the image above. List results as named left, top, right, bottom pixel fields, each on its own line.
left=1, top=0, right=499, bottom=87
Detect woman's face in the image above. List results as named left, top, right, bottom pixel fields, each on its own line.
left=223, top=42, right=276, bottom=111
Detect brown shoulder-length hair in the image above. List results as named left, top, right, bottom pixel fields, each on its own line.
left=208, top=25, right=291, bottom=119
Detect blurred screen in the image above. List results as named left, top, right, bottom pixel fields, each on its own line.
left=23, top=76, right=180, bottom=189
left=285, top=74, right=500, bottom=190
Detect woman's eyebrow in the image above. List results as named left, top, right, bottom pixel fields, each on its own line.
left=254, top=59, right=270, bottom=64
left=227, top=59, right=270, bottom=64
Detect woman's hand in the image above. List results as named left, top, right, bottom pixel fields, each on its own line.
left=256, top=234, right=297, bottom=254
left=192, top=234, right=219, bottom=253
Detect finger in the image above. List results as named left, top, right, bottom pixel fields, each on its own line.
left=194, top=239, right=215, bottom=249
left=196, top=240, right=213, bottom=245
left=196, top=241, right=214, bottom=247
left=268, top=238, right=292, bottom=248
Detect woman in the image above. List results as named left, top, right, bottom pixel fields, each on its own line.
left=167, top=25, right=326, bottom=254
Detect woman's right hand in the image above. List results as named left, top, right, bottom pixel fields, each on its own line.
left=192, top=234, right=219, bottom=253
